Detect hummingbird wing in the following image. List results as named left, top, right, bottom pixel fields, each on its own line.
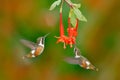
left=79, top=55, right=89, bottom=61
left=20, top=39, right=36, bottom=50
left=64, top=57, right=80, bottom=65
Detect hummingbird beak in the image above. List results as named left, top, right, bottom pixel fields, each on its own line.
left=43, top=33, right=50, bottom=38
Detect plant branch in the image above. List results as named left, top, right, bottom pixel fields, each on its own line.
left=64, top=0, right=74, bottom=8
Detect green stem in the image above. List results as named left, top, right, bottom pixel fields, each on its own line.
left=60, top=0, right=64, bottom=13
left=75, top=19, right=78, bottom=30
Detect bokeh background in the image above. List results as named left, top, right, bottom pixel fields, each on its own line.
left=0, top=0, right=120, bottom=80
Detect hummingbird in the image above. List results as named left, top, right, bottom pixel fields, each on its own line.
left=20, top=33, right=50, bottom=59
left=64, top=46, right=98, bottom=71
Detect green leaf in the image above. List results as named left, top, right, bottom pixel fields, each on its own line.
left=71, top=14, right=76, bottom=27
left=73, top=3, right=81, bottom=8
left=66, top=0, right=72, bottom=4
left=49, top=0, right=61, bottom=11
left=65, top=0, right=81, bottom=8
left=73, top=7, right=87, bottom=22
left=69, top=9, right=77, bottom=27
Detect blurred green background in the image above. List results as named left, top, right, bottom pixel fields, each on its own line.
left=0, top=0, right=120, bottom=80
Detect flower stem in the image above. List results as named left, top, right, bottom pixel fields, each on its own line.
left=60, top=0, right=64, bottom=13
left=68, top=17, right=71, bottom=28
left=75, top=19, right=78, bottom=30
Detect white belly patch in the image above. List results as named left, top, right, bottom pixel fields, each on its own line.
left=31, top=50, right=35, bottom=54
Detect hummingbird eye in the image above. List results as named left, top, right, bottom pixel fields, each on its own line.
left=37, top=37, right=45, bottom=45
left=41, top=37, right=44, bottom=44
left=74, top=48, right=77, bottom=53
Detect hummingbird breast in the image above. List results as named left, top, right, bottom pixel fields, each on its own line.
left=34, top=46, right=44, bottom=56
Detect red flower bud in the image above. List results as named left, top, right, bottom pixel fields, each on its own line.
left=60, top=13, right=64, bottom=36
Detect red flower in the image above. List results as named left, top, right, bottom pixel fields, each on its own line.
left=55, top=13, right=79, bottom=48
left=67, top=18, right=78, bottom=47
left=55, top=35, right=69, bottom=49
left=67, top=18, right=78, bottom=38
left=55, top=13, right=67, bottom=48
left=67, top=37, right=76, bottom=47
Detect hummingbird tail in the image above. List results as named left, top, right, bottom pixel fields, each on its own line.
left=22, top=54, right=33, bottom=59
left=94, top=67, right=99, bottom=71
left=89, top=64, right=99, bottom=71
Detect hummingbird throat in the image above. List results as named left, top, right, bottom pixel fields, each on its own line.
left=37, top=37, right=44, bottom=47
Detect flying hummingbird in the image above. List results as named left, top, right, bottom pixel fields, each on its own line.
left=64, top=46, right=98, bottom=71
left=20, top=33, right=50, bottom=59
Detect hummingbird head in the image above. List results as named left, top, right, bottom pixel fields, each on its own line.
left=37, top=33, right=50, bottom=46
left=74, top=46, right=81, bottom=58
left=37, top=37, right=45, bottom=46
